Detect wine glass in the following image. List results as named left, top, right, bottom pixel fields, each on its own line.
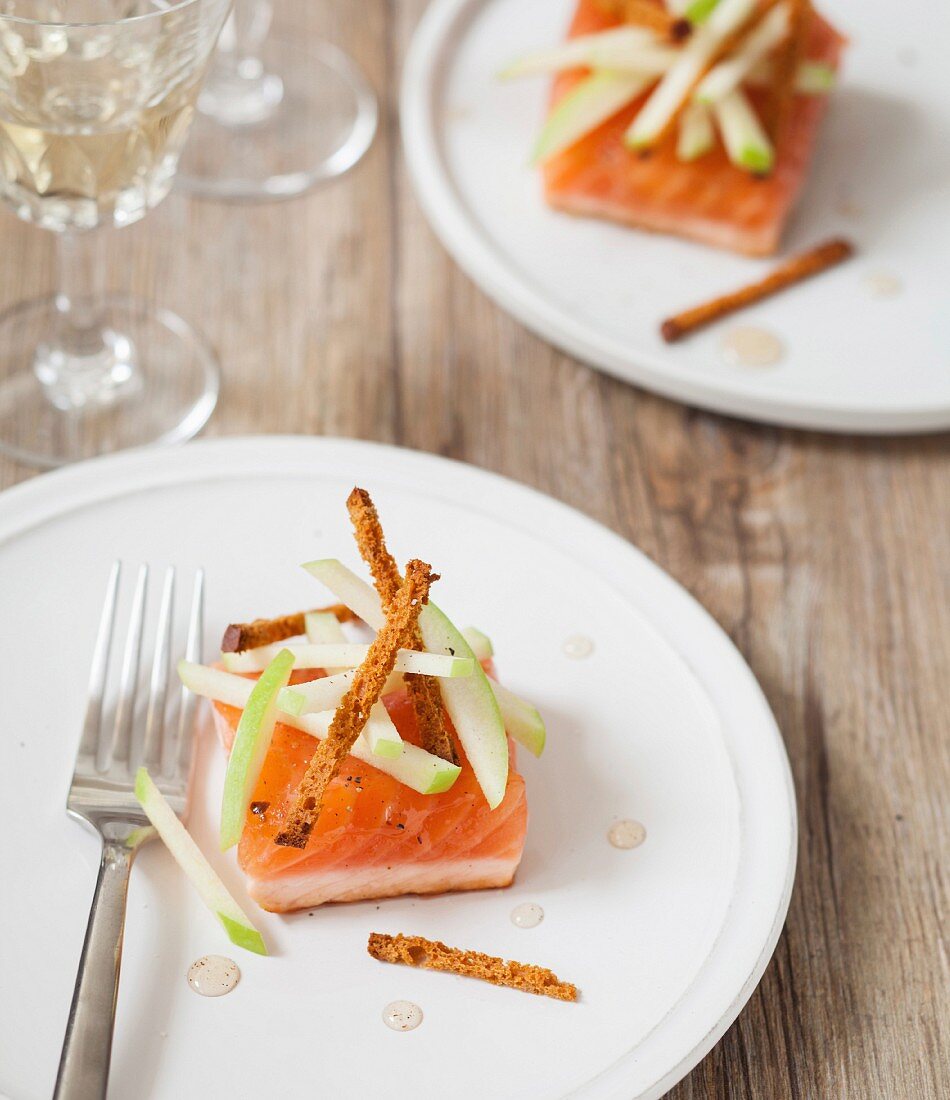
left=0, top=0, right=232, bottom=468
left=176, top=0, right=377, bottom=200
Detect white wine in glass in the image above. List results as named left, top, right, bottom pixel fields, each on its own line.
left=0, top=0, right=232, bottom=467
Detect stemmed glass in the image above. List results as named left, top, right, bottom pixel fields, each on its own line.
left=0, top=0, right=232, bottom=468
left=176, top=0, right=377, bottom=199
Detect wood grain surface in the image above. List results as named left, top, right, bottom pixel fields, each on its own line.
left=1, top=2, right=947, bottom=1096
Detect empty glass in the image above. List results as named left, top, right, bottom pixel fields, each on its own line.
left=0, top=0, right=232, bottom=468
left=176, top=0, right=377, bottom=200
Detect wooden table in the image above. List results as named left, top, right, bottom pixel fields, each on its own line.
left=1, top=3, right=947, bottom=1096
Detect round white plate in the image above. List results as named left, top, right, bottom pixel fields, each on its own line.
left=401, top=0, right=950, bottom=434
left=0, top=437, right=794, bottom=1100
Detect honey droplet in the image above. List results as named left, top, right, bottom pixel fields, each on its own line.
left=383, top=1000, right=423, bottom=1031
left=608, top=820, right=647, bottom=850
left=187, top=955, right=240, bottom=997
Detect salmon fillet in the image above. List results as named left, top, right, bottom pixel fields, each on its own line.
left=543, top=0, right=847, bottom=255
left=212, top=671, right=528, bottom=913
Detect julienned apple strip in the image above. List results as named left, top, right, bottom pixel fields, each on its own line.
left=461, top=626, right=493, bottom=662
left=714, top=87, right=774, bottom=172
left=362, top=701, right=404, bottom=760
left=533, top=70, right=652, bottom=165
left=219, top=648, right=295, bottom=850
left=304, top=609, right=350, bottom=674
left=177, top=661, right=460, bottom=794
left=222, top=642, right=474, bottom=678
left=456, top=628, right=543, bottom=756
left=694, top=2, right=790, bottom=104
left=677, top=101, right=715, bottom=160
left=135, top=767, right=267, bottom=955
left=625, top=0, right=757, bottom=149
left=501, top=26, right=677, bottom=80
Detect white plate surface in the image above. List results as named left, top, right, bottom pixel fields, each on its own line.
left=401, top=0, right=950, bottom=433
left=0, top=437, right=794, bottom=1099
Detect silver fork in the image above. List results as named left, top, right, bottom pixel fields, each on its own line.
left=54, top=562, right=204, bottom=1100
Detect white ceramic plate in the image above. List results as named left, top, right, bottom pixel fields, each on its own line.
left=0, top=437, right=794, bottom=1100
left=401, top=0, right=950, bottom=433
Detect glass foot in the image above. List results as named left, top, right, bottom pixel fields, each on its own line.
left=177, top=35, right=378, bottom=201
left=0, top=296, right=219, bottom=469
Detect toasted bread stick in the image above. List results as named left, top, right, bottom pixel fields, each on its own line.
left=660, top=236, right=854, bottom=342
left=221, top=605, right=356, bottom=653
left=765, top=0, right=809, bottom=138
left=347, top=488, right=458, bottom=766
left=367, top=933, right=578, bottom=1002
left=275, top=561, right=437, bottom=849
left=596, top=0, right=691, bottom=40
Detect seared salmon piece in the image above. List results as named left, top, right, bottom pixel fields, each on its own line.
left=212, top=676, right=528, bottom=912
left=543, top=0, right=846, bottom=255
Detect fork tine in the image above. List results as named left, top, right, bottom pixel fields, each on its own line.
left=132, top=566, right=175, bottom=774
left=80, top=562, right=120, bottom=758
left=97, top=565, right=148, bottom=774
left=164, top=568, right=204, bottom=779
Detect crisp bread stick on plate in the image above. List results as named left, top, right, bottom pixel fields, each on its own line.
left=221, top=604, right=356, bottom=653
left=347, top=488, right=457, bottom=765
left=660, top=236, right=854, bottom=341
left=367, top=932, right=578, bottom=1002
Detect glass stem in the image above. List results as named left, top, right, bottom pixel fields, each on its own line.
left=220, top=0, right=273, bottom=74
left=55, top=231, right=108, bottom=360
left=199, top=0, right=283, bottom=126
left=33, top=230, right=136, bottom=412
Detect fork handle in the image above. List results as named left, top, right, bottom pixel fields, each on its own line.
left=54, top=840, right=135, bottom=1100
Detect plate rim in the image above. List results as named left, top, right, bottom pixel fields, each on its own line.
left=0, top=435, right=797, bottom=1100
left=400, top=0, right=950, bottom=436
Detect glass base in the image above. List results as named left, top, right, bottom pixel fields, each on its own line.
left=0, top=296, right=219, bottom=469
left=176, top=35, right=377, bottom=201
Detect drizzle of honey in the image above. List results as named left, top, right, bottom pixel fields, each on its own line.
left=608, top=820, right=647, bottom=850
left=563, top=635, right=594, bottom=660
left=862, top=271, right=903, bottom=299
left=510, top=902, right=544, bottom=929
left=720, top=326, right=783, bottom=368
left=383, top=1000, right=423, bottom=1031
left=187, top=955, right=240, bottom=997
